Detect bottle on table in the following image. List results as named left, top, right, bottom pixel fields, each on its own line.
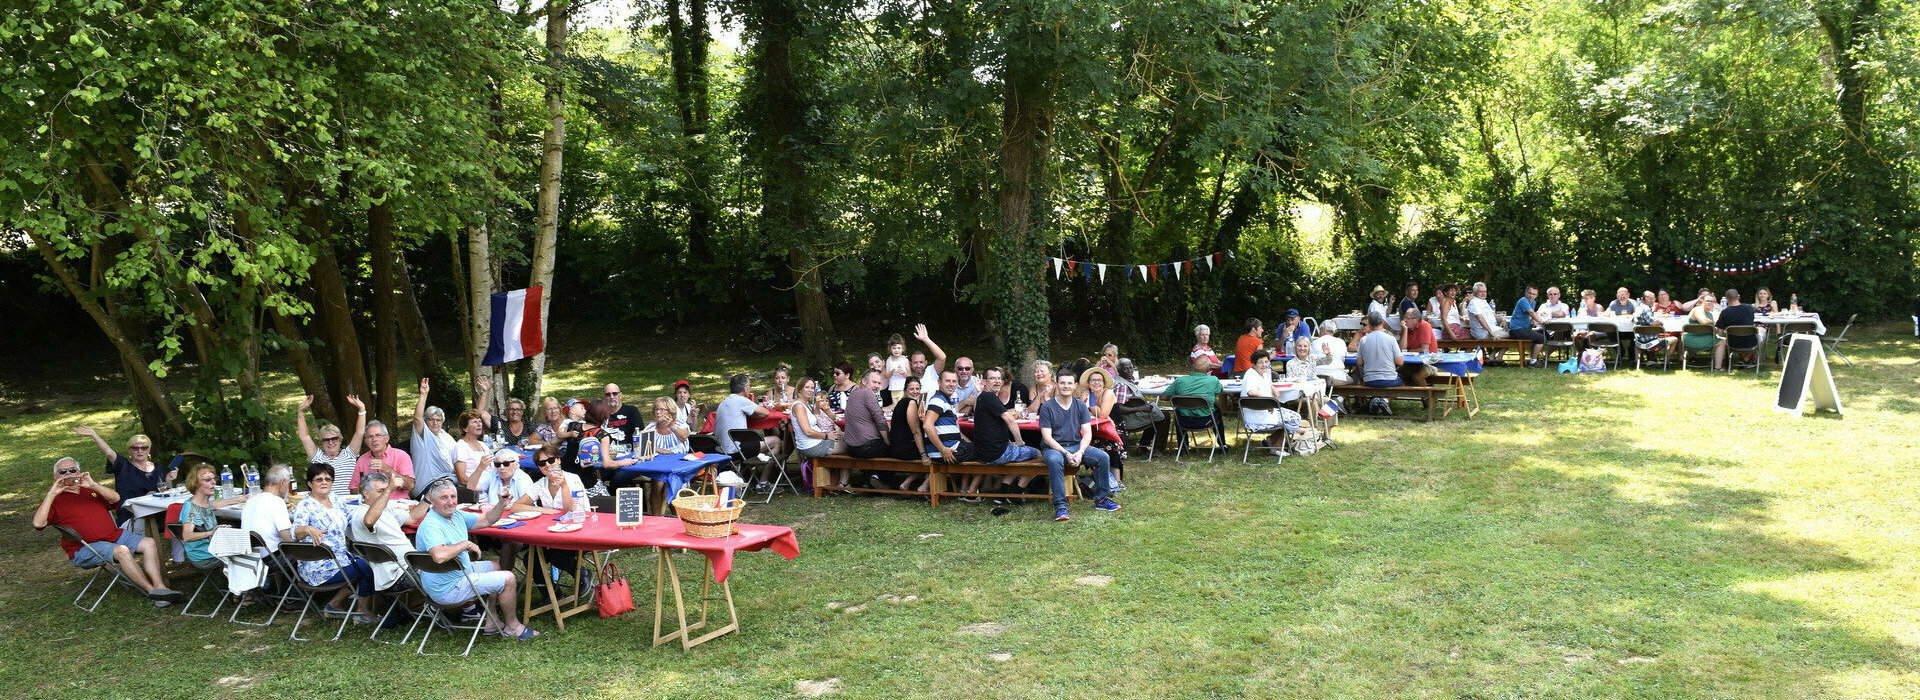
left=244, top=465, right=259, bottom=494
left=1790, top=294, right=1799, bottom=312
left=218, top=468, right=233, bottom=499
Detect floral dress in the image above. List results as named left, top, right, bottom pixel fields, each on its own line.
left=291, top=496, right=353, bottom=586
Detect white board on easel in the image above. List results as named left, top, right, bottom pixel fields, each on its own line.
left=1774, top=333, right=1842, bottom=416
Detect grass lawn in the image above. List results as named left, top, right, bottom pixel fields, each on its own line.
left=1, top=323, right=1915, bottom=699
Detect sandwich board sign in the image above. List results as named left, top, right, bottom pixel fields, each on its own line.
left=1774, top=333, right=1842, bottom=416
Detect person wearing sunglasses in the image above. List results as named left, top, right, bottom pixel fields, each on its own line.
left=34, top=457, right=183, bottom=606
left=72, top=424, right=181, bottom=524
left=599, top=382, right=645, bottom=452
left=293, top=393, right=368, bottom=498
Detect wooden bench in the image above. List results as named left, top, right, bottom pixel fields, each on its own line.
left=810, top=455, right=1077, bottom=507
left=1436, top=338, right=1532, bottom=364
left=1331, top=384, right=1449, bottom=421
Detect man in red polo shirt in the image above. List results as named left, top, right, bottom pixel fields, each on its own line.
left=1235, top=318, right=1265, bottom=373
left=32, top=457, right=182, bottom=606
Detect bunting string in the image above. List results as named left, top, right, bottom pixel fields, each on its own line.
left=1045, top=252, right=1230, bottom=283
left=1676, top=233, right=1817, bottom=275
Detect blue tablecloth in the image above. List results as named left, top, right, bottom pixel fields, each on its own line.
left=1344, top=351, right=1484, bottom=376
left=514, top=446, right=733, bottom=495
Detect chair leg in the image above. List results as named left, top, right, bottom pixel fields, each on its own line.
left=290, top=592, right=317, bottom=641
left=74, top=566, right=123, bottom=613
left=179, top=570, right=225, bottom=618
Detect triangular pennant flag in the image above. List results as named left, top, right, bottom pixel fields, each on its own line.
left=1052, top=257, right=1064, bottom=279
left=1138, top=265, right=1148, bottom=280
left=1173, top=262, right=1182, bottom=280
left=1098, top=263, right=1107, bottom=283
left=1205, top=254, right=1215, bottom=270
left=1149, top=265, right=1158, bottom=281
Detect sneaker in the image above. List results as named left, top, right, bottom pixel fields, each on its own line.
left=459, top=605, right=485, bottom=623
left=1053, top=509, right=1071, bottom=522
left=148, top=587, right=185, bottom=603
left=1379, top=400, right=1393, bottom=416
left=865, top=474, right=890, bottom=490
left=1094, top=498, right=1121, bottom=512
left=957, top=491, right=982, bottom=503
left=351, top=612, right=379, bottom=625
left=755, top=481, right=773, bottom=493
left=584, top=482, right=610, bottom=498
left=323, top=604, right=353, bottom=619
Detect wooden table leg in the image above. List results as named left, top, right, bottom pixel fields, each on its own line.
left=650, top=547, right=739, bottom=650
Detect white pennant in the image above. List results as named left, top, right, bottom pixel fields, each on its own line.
left=1138, top=265, right=1148, bottom=279
left=1205, top=254, right=1214, bottom=270
left=1098, top=264, right=1107, bottom=282
left=1173, top=263, right=1182, bottom=280
left=1052, top=257, right=1064, bottom=279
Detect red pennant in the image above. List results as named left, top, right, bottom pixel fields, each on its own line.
left=1148, top=265, right=1158, bottom=282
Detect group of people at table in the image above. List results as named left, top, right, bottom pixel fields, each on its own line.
left=1359, top=281, right=1800, bottom=371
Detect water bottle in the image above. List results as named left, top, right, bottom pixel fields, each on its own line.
left=219, top=468, right=233, bottom=499
left=571, top=489, right=587, bottom=523
left=1790, top=293, right=1799, bottom=312
left=244, top=464, right=259, bottom=494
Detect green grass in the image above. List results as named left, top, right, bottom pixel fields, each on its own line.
left=2, top=324, right=1917, bottom=698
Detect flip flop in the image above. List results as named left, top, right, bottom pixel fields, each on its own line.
left=512, top=626, right=541, bottom=641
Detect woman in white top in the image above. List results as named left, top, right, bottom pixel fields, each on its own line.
left=1284, top=336, right=1338, bottom=440
left=765, top=363, right=798, bottom=411
left=523, top=445, right=582, bottom=511
left=451, top=409, right=490, bottom=490
left=1240, top=350, right=1289, bottom=452
left=671, top=381, right=701, bottom=428
left=644, top=397, right=690, bottom=455
left=790, top=378, right=844, bottom=460
left=1311, top=323, right=1352, bottom=385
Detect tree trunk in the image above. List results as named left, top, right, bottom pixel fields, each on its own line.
left=27, top=231, right=189, bottom=445
left=466, top=222, right=493, bottom=409
left=525, top=0, right=567, bottom=405
left=668, top=0, right=716, bottom=270
left=369, top=199, right=400, bottom=424
left=303, top=203, right=371, bottom=425
left=393, top=252, right=443, bottom=388
left=753, top=0, right=837, bottom=374
left=991, top=1, right=1055, bottom=368
left=267, top=306, right=335, bottom=423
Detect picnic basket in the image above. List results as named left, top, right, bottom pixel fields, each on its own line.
left=671, top=487, right=743, bottom=538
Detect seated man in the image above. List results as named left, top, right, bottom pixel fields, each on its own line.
left=32, top=457, right=182, bottom=606
left=1277, top=309, right=1312, bottom=347
left=1508, top=285, right=1548, bottom=366
left=1714, top=288, right=1760, bottom=370
left=950, top=358, right=981, bottom=404
left=920, top=369, right=975, bottom=464
left=713, top=373, right=781, bottom=483
left=413, top=477, right=537, bottom=640
left=243, top=464, right=320, bottom=558
left=1165, top=354, right=1226, bottom=446
left=1037, top=372, right=1120, bottom=522
left=348, top=472, right=427, bottom=618
left=1356, top=313, right=1408, bottom=414
left=1465, top=282, right=1504, bottom=340
left=1395, top=308, right=1436, bottom=387
left=1367, top=285, right=1394, bottom=320
left=1235, top=318, right=1264, bottom=373
left=1607, top=287, right=1637, bottom=316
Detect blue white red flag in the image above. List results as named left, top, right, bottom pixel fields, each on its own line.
left=483, top=286, right=544, bottom=366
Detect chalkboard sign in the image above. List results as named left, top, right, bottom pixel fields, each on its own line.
left=1774, top=333, right=1842, bottom=416
left=615, top=486, right=646, bottom=527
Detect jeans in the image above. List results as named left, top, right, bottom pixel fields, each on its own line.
left=983, top=443, right=1038, bottom=464
left=1510, top=328, right=1546, bottom=345
left=1364, top=378, right=1404, bottom=388
left=318, top=556, right=376, bottom=598
left=1041, top=444, right=1111, bottom=511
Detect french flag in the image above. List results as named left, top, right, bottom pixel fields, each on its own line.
left=483, top=286, right=545, bottom=366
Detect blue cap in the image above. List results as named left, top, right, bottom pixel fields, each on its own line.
left=1285, top=308, right=1300, bottom=319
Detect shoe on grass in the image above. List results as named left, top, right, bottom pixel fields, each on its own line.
left=1094, top=498, right=1121, bottom=512
left=1053, top=509, right=1071, bottom=522
left=148, top=587, right=184, bottom=603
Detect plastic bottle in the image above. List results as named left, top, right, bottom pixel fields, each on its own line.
left=244, top=464, right=259, bottom=494
left=1790, top=293, right=1799, bottom=312
left=219, top=468, right=233, bottom=499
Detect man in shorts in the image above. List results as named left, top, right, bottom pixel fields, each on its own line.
left=32, top=457, right=183, bottom=606
left=412, top=478, right=537, bottom=640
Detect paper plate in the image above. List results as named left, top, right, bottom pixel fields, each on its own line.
left=547, top=523, right=584, bottom=533
left=506, top=510, right=542, bottom=520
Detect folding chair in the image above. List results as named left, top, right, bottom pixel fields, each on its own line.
left=1235, top=397, right=1288, bottom=464
left=49, top=524, right=132, bottom=612
left=1824, top=314, right=1856, bottom=366
left=1168, top=396, right=1221, bottom=463
left=164, top=522, right=228, bottom=618
left=1632, top=325, right=1670, bottom=370
left=402, top=551, right=497, bottom=656
left=1774, top=321, right=1819, bottom=364
left=278, top=541, right=361, bottom=641
left=348, top=540, right=413, bottom=643
left=1583, top=325, right=1621, bottom=370
left=1112, top=397, right=1158, bottom=462
left=730, top=428, right=792, bottom=504
left=1723, top=325, right=1762, bottom=376
left=1542, top=321, right=1576, bottom=367
left=1680, top=324, right=1717, bottom=371
left=229, top=531, right=309, bottom=627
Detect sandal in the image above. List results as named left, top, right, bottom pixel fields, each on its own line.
left=512, top=626, right=541, bottom=640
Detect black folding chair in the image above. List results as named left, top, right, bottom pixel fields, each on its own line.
left=348, top=539, right=413, bottom=643
left=1774, top=321, right=1819, bottom=364
left=1235, top=396, right=1288, bottom=464
left=165, top=522, right=228, bottom=618
left=1583, top=325, right=1621, bottom=370
left=1824, top=314, right=1856, bottom=366
left=278, top=541, right=359, bottom=641
left=1168, top=396, right=1221, bottom=463
left=1542, top=322, right=1576, bottom=367
left=730, top=428, right=792, bottom=504
left=1632, top=325, right=1670, bottom=370
left=1723, top=325, right=1763, bottom=376
left=1680, top=324, right=1717, bottom=371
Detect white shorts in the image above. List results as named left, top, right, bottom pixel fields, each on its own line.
left=432, top=561, right=511, bottom=604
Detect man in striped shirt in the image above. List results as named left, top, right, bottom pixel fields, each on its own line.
left=919, top=369, right=975, bottom=464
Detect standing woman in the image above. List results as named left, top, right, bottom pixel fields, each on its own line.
left=451, top=410, right=491, bottom=493
left=295, top=394, right=367, bottom=498
left=72, top=424, right=178, bottom=524
left=1079, top=367, right=1126, bottom=489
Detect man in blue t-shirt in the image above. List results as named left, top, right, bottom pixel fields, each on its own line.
left=413, top=478, right=537, bottom=640
left=1508, top=285, right=1548, bottom=366
left=1037, top=373, right=1120, bottom=522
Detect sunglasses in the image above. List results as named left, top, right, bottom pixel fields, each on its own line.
left=57, top=466, right=80, bottom=476
left=536, top=457, right=559, bottom=466
left=495, top=460, right=519, bottom=468
left=957, top=366, right=974, bottom=371
left=605, top=391, right=621, bottom=397
left=321, top=436, right=341, bottom=442
left=129, top=445, right=151, bottom=450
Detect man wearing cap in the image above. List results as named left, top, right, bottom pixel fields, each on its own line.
left=1277, top=309, right=1312, bottom=346
left=1368, top=285, right=1394, bottom=320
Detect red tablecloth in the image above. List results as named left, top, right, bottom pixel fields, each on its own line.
left=472, top=514, right=799, bottom=583
left=699, top=410, right=789, bottom=434
left=957, top=416, right=1123, bottom=445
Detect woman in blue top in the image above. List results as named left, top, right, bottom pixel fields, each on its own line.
left=175, top=463, right=249, bottom=568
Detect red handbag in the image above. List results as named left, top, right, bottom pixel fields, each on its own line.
left=596, top=561, right=635, bottom=618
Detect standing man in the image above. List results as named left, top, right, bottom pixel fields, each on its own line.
left=1037, top=373, right=1121, bottom=522
left=1508, top=285, right=1549, bottom=366
left=599, top=383, right=646, bottom=449
left=353, top=420, right=416, bottom=499
left=1398, top=283, right=1422, bottom=317
left=32, top=457, right=183, bottom=606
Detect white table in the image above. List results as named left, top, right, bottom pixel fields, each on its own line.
left=1537, top=313, right=1824, bottom=335
left=125, top=491, right=245, bottom=562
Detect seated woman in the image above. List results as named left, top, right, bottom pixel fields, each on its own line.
left=1027, top=361, right=1056, bottom=411
left=1653, top=289, right=1684, bottom=315
left=1751, top=286, right=1779, bottom=314
left=518, top=444, right=585, bottom=574
left=1433, top=283, right=1468, bottom=340
left=1239, top=350, right=1302, bottom=453
left=1079, top=367, right=1126, bottom=490
left=643, top=397, right=690, bottom=454
left=1683, top=293, right=1722, bottom=355
left=470, top=447, right=553, bottom=574
left=1097, top=343, right=1120, bottom=375
left=291, top=464, right=377, bottom=623
left=1571, top=288, right=1606, bottom=349
left=764, top=363, right=798, bottom=411
left=1283, top=336, right=1338, bottom=441
left=1310, top=323, right=1352, bottom=386
left=826, top=362, right=857, bottom=414
left=888, top=377, right=931, bottom=491
left=1190, top=325, right=1218, bottom=369
left=790, top=377, right=846, bottom=489
left=175, top=463, right=249, bottom=570
left=295, top=394, right=366, bottom=498
left=576, top=401, right=639, bottom=494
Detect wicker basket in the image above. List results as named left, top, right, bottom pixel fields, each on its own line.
left=671, top=488, right=744, bottom=538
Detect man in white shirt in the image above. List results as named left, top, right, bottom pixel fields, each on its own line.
left=1537, top=287, right=1571, bottom=319
left=910, top=324, right=949, bottom=392
left=242, top=464, right=318, bottom=556
left=950, top=357, right=981, bottom=404
left=1466, top=282, right=1504, bottom=340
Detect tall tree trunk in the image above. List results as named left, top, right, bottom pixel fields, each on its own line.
left=525, top=0, right=567, bottom=405
left=393, top=253, right=443, bottom=389
left=368, top=199, right=401, bottom=424
left=303, top=203, right=370, bottom=424
left=990, top=0, right=1055, bottom=368
left=466, top=222, right=493, bottom=409
left=267, top=305, right=335, bottom=423
left=668, top=0, right=716, bottom=271
left=753, top=0, right=837, bottom=374
left=28, top=231, right=189, bottom=445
